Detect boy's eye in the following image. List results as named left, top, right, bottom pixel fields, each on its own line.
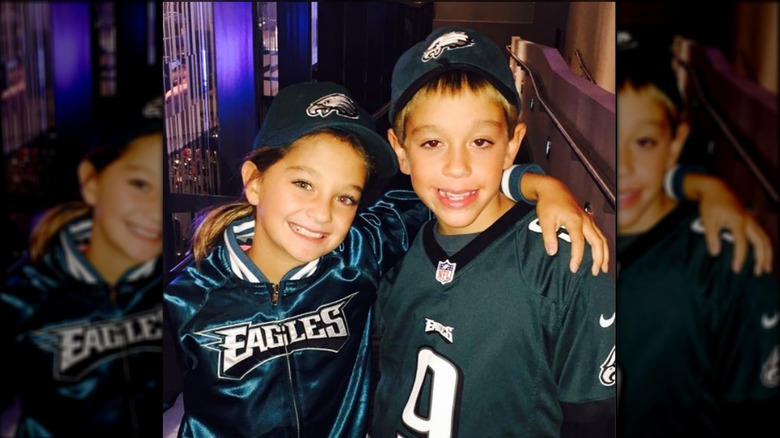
left=130, top=179, right=151, bottom=192
left=420, top=139, right=441, bottom=149
left=337, top=195, right=359, bottom=206
left=635, top=137, right=657, bottom=148
left=293, top=180, right=312, bottom=190
left=473, top=138, right=493, bottom=148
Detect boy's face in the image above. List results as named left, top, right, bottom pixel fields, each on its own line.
left=243, top=132, right=367, bottom=274
left=389, top=89, right=524, bottom=235
left=617, top=86, right=688, bottom=234
left=81, top=133, right=164, bottom=266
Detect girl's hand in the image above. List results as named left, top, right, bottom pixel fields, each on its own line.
left=683, top=172, right=773, bottom=275
left=523, top=173, right=610, bottom=276
left=695, top=177, right=773, bottom=275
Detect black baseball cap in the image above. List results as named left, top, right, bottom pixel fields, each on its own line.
left=389, top=26, right=522, bottom=123
left=89, top=95, right=163, bottom=154
left=253, top=81, right=398, bottom=178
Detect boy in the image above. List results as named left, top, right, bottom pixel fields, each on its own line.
left=616, top=42, right=779, bottom=436
left=370, top=27, right=616, bottom=437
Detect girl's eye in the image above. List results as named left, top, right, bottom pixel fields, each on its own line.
left=293, top=180, right=312, bottom=190
left=130, top=179, right=151, bottom=192
left=337, top=195, right=359, bottom=206
left=421, top=139, right=441, bottom=149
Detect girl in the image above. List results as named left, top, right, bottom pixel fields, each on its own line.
left=1, top=101, right=163, bottom=437
left=162, top=81, right=609, bottom=437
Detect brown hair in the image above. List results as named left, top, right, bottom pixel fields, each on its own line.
left=190, top=128, right=373, bottom=264
left=392, top=69, right=519, bottom=144
left=28, top=131, right=161, bottom=262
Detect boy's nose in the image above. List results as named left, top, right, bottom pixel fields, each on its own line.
left=442, top=147, right=471, bottom=178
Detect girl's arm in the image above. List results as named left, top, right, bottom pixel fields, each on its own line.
left=505, top=164, right=609, bottom=276
left=667, top=165, right=773, bottom=275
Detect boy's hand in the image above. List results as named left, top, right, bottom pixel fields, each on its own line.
left=684, top=173, right=773, bottom=275
left=522, top=173, right=609, bottom=276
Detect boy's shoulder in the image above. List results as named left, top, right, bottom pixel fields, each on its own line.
left=511, top=209, right=596, bottom=277
left=391, top=205, right=603, bottom=293
left=620, top=204, right=767, bottom=282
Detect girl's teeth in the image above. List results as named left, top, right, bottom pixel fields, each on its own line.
left=129, top=224, right=161, bottom=239
left=291, top=224, right=324, bottom=239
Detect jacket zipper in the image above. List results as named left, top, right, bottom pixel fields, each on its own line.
left=271, top=283, right=300, bottom=435
left=111, top=282, right=139, bottom=436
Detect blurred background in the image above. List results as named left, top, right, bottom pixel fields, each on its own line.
left=0, top=1, right=162, bottom=272
left=618, top=1, right=779, bottom=274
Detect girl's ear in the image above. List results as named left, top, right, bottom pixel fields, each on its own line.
left=78, top=160, right=98, bottom=206
left=387, top=128, right=410, bottom=175
left=666, top=121, right=690, bottom=169
left=242, top=161, right=262, bottom=205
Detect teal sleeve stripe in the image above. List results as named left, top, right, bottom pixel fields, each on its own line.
left=502, top=163, right=545, bottom=205
left=665, top=164, right=708, bottom=202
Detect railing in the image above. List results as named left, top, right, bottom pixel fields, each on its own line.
left=507, top=46, right=616, bottom=208
left=672, top=41, right=779, bottom=208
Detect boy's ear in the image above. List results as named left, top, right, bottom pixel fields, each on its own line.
left=503, top=121, right=526, bottom=169
left=387, top=128, right=411, bottom=175
left=78, top=160, right=98, bottom=206
left=666, top=121, right=690, bottom=168
left=241, top=161, right=262, bottom=205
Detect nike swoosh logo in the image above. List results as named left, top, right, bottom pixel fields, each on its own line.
left=762, top=312, right=779, bottom=329
left=599, top=312, right=615, bottom=328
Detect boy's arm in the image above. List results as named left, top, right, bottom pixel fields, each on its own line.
left=503, top=165, right=609, bottom=276
left=667, top=165, right=773, bottom=275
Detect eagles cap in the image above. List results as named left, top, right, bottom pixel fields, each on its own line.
left=88, top=95, right=163, bottom=154
left=253, top=81, right=398, bottom=178
left=389, top=26, right=522, bottom=123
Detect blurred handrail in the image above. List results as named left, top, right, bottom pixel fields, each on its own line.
left=506, top=46, right=616, bottom=208
left=676, top=56, right=779, bottom=206
left=372, top=102, right=391, bottom=122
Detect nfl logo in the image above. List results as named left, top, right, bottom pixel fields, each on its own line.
left=435, top=260, right=457, bottom=285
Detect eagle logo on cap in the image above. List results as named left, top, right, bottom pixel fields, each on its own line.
left=306, top=93, right=360, bottom=119
left=422, top=31, right=474, bottom=62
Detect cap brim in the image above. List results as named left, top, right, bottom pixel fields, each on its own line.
left=259, top=120, right=398, bottom=179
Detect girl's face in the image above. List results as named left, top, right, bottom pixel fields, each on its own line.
left=81, top=132, right=163, bottom=272
left=389, top=89, right=523, bottom=235
left=617, top=86, right=688, bottom=234
left=244, top=132, right=368, bottom=279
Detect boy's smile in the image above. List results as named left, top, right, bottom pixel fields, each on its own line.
left=389, top=89, right=523, bottom=235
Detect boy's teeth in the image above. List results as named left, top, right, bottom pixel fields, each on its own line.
left=439, top=189, right=475, bottom=201
left=290, top=224, right=324, bottom=239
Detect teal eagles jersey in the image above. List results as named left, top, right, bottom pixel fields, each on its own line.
left=371, top=202, right=617, bottom=438
left=616, top=204, right=780, bottom=437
